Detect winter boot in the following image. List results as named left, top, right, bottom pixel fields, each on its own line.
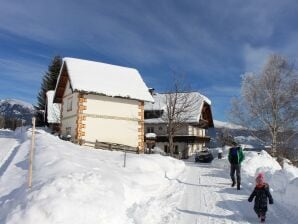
left=231, top=179, right=236, bottom=187
left=260, top=214, right=266, bottom=222
left=237, top=183, right=241, bottom=190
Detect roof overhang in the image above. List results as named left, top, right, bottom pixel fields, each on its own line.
left=53, top=63, right=72, bottom=103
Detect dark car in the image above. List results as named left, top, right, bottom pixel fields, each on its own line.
left=195, top=150, right=214, bottom=163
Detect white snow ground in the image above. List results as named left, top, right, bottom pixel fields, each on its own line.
left=0, top=128, right=298, bottom=224
left=176, top=159, right=297, bottom=224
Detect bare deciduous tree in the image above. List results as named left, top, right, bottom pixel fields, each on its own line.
left=230, top=54, right=298, bottom=159
left=216, top=127, right=235, bottom=147
left=162, top=76, right=198, bottom=156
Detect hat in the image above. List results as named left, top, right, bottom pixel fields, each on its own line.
left=231, top=141, right=237, bottom=146
left=256, top=173, right=265, bottom=185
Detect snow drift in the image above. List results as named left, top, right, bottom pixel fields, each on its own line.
left=0, top=129, right=184, bottom=224
left=213, top=146, right=298, bottom=217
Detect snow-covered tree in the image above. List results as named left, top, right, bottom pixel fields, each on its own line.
left=230, top=54, right=298, bottom=159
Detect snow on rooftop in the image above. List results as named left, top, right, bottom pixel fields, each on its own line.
left=46, top=91, right=61, bottom=123
left=145, top=133, right=157, bottom=138
left=144, top=92, right=211, bottom=123
left=62, top=57, right=154, bottom=102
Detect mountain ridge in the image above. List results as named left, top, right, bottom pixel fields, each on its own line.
left=0, top=98, right=35, bottom=124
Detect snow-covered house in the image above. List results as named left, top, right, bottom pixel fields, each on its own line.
left=45, top=90, right=61, bottom=133
left=53, top=57, right=154, bottom=152
left=144, top=92, right=214, bottom=157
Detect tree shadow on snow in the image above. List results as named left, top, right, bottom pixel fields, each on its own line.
left=177, top=207, right=257, bottom=223
left=0, top=144, right=22, bottom=177
left=216, top=199, right=281, bottom=224
left=15, top=159, right=29, bottom=171
left=201, top=169, right=229, bottom=179
left=217, top=186, right=248, bottom=196
left=0, top=184, right=27, bottom=223
left=164, top=172, right=222, bottom=188
left=184, top=161, right=213, bottom=168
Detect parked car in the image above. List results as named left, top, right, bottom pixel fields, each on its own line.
left=195, top=149, right=214, bottom=163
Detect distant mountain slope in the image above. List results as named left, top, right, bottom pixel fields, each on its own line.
left=213, top=120, right=244, bottom=130
left=210, top=120, right=264, bottom=149
left=0, top=99, right=35, bottom=124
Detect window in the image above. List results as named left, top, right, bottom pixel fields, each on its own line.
left=67, top=97, right=73, bottom=111
left=174, top=145, right=179, bottom=154
left=158, top=126, right=163, bottom=131
left=144, top=110, right=164, bottom=119
left=66, top=127, right=71, bottom=135
left=147, top=127, right=154, bottom=133
left=164, top=145, right=169, bottom=153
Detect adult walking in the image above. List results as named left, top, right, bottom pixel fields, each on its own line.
left=228, top=141, right=245, bottom=190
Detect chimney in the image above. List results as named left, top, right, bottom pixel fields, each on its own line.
left=148, top=88, right=155, bottom=95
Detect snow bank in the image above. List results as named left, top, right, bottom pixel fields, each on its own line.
left=1, top=130, right=185, bottom=224
left=241, top=150, right=298, bottom=215
left=212, top=146, right=298, bottom=216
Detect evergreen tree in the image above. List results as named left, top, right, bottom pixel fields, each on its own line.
left=36, top=55, right=62, bottom=126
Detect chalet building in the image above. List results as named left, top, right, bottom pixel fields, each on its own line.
left=45, top=90, right=61, bottom=133
left=53, top=57, right=154, bottom=152
left=144, top=92, right=214, bottom=157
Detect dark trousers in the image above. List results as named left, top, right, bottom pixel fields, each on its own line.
left=230, top=164, right=241, bottom=184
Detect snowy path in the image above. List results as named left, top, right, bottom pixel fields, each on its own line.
left=176, top=160, right=297, bottom=224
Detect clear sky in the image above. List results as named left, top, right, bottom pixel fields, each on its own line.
left=1, top=0, right=298, bottom=121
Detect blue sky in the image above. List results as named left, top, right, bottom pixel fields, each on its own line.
left=1, top=0, right=298, bottom=121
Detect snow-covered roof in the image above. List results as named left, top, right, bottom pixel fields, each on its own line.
left=144, top=92, right=211, bottom=123
left=145, top=133, right=157, bottom=138
left=56, top=57, right=154, bottom=102
left=46, top=91, right=61, bottom=123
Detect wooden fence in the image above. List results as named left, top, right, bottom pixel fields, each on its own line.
left=94, top=140, right=139, bottom=154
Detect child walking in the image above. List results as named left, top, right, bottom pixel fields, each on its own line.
left=248, top=173, right=274, bottom=222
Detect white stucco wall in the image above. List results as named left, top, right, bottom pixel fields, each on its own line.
left=83, top=95, right=140, bottom=147
left=145, top=123, right=205, bottom=137
left=60, top=81, right=78, bottom=139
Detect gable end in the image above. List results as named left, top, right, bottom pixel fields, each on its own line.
left=54, top=63, right=72, bottom=103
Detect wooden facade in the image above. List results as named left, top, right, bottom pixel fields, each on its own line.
left=144, top=92, right=214, bottom=157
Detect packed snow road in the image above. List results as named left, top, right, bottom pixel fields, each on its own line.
left=176, top=160, right=297, bottom=224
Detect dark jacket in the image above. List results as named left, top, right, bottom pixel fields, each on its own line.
left=228, top=146, right=245, bottom=164
left=248, top=183, right=274, bottom=213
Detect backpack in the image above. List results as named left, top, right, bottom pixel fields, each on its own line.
left=229, top=147, right=240, bottom=164
left=230, top=147, right=239, bottom=157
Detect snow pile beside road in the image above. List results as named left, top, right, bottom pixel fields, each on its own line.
left=241, top=150, right=298, bottom=215
left=1, top=130, right=185, bottom=224
left=242, top=150, right=281, bottom=182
